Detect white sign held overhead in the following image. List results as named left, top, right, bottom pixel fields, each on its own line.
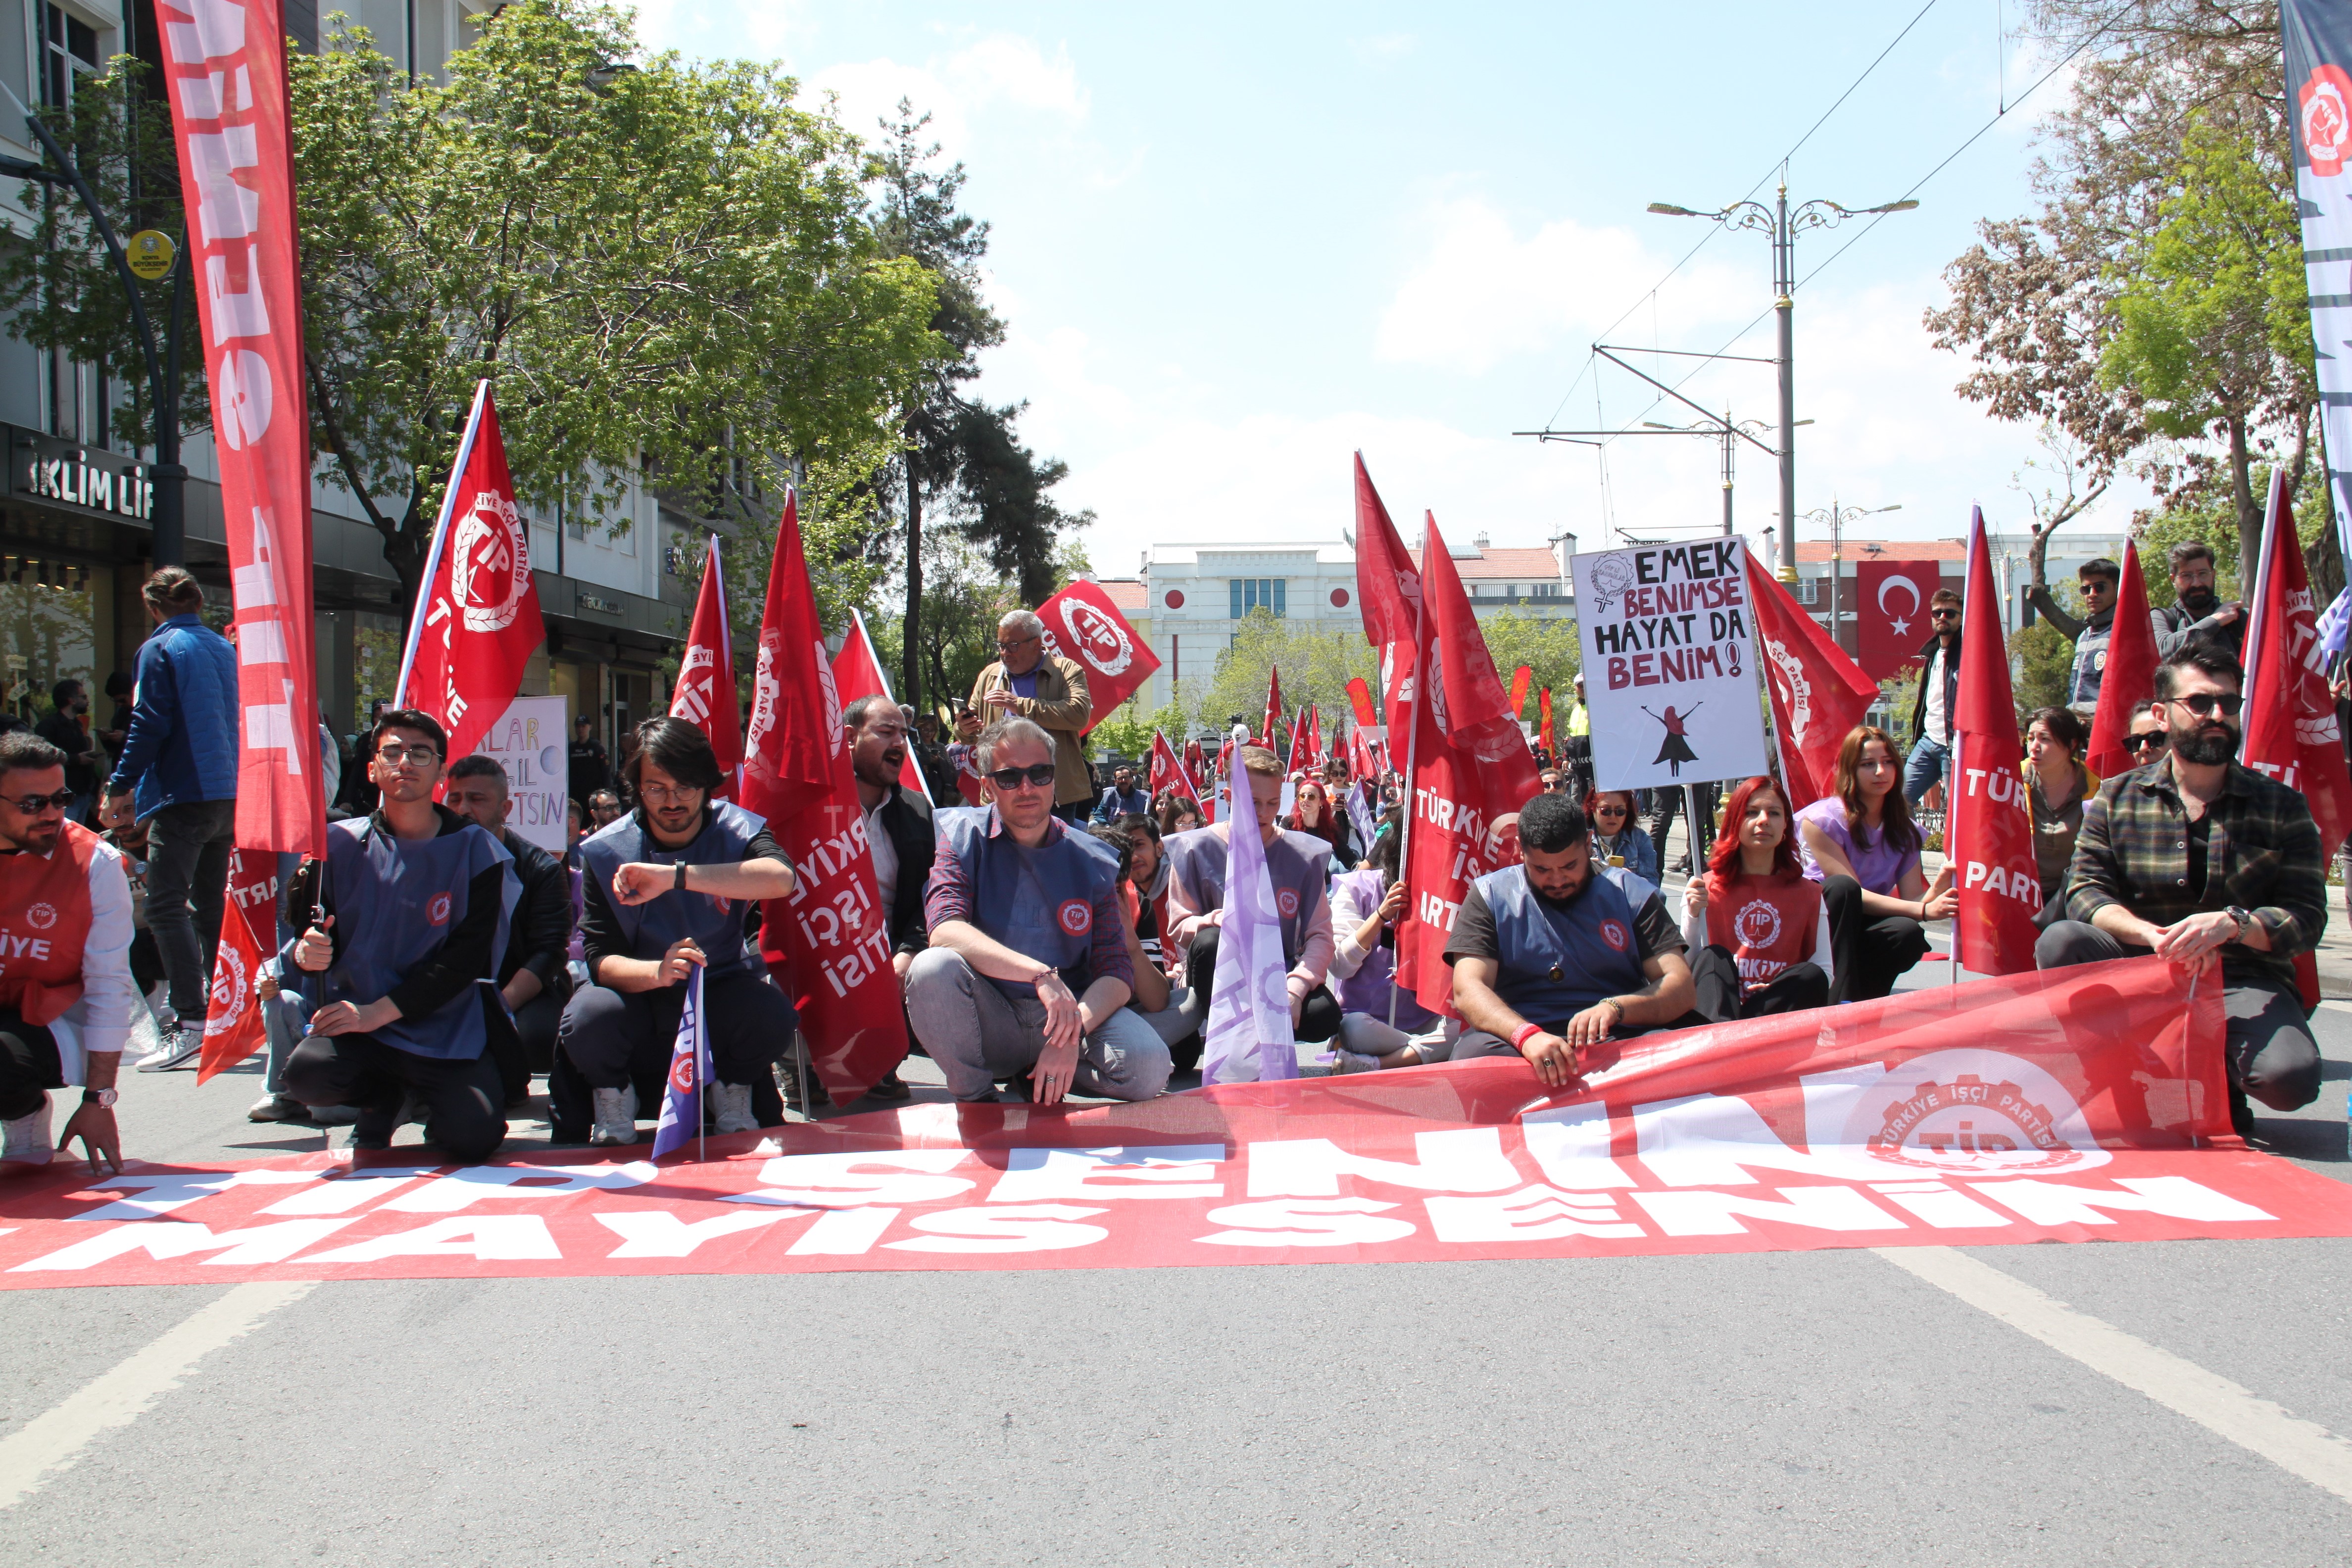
left=1569, top=539, right=1770, bottom=791
left=467, top=696, right=570, bottom=856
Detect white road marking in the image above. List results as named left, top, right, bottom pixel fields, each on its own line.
left=0, top=1279, right=316, bottom=1509
left=2312, top=998, right=2352, bottom=1016
left=1879, top=1247, right=2352, bottom=1504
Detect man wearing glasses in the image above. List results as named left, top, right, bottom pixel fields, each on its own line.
left=562, top=718, right=799, bottom=1144
left=280, top=710, right=518, bottom=1161
left=0, top=732, right=136, bottom=1172
left=906, top=717, right=1170, bottom=1104
left=956, top=610, right=1094, bottom=824
left=2037, top=644, right=2325, bottom=1138
left=1903, top=587, right=1964, bottom=808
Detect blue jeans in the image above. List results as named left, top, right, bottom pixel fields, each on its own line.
left=1903, top=737, right=1950, bottom=806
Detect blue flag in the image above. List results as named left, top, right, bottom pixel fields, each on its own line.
left=651, top=968, right=709, bottom=1161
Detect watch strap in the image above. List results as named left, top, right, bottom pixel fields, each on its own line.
left=673, top=860, right=686, bottom=893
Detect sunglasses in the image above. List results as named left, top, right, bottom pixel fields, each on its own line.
left=1929, top=609, right=1960, bottom=621
left=3, top=788, right=73, bottom=815
left=2173, top=692, right=2243, bottom=719
left=987, top=763, right=1058, bottom=791
left=2123, top=732, right=2168, bottom=752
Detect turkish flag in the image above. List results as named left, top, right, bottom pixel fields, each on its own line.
left=1748, top=544, right=1879, bottom=810
left=1856, top=558, right=1941, bottom=681
left=668, top=538, right=743, bottom=795
left=1539, top=686, right=1555, bottom=756
left=745, top=492, right=908, bottom=1107
left=2242, top=471, right=2352, bottom=861
left=1354, top=456, right=1424, bottom=734
left=1038, top=580, right=1160, bottom=734
left=829, top=611, right=926, bottom=797
left=395, top=383, right=546, bottom=776
left=1150, top=730, right=1202, bottom=813
left=1949, top=508, right=2041, bottom=975
left=1396, top=512, right=1542, bottom=1018
left=2086, top=542, right=2159, bottom=780
left=194, top=849, right=280, bottom=1083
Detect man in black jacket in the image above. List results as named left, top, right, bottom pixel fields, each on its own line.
left=846, top=696, right=931, bottom=1102
left=446, top=754, right=575, bottom=1110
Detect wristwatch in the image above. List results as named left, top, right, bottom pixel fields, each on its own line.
left=2225, top=906, right=2253, bottom=941
left=81, top=1087, right=118, bottom=1108
left=673, top=861, right=687, bottom=893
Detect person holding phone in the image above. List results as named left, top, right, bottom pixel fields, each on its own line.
left=956, top=611, right=1094, bottom=823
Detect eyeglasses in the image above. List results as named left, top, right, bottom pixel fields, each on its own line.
left=373, top=743, right=439, bottom=769
left=987, top=763, right=1058, bottom=791
left=995, top=635, right=1038, bottom=654
left=2123, top=732, right=2169, bottom=752
left=638, top=782, right=705, bottom=805
left=2, top=788, right=72, bottom=815
left=2173, top=692, right=2243, bottom=719
left=1929, top=609, right=1960, bottom=621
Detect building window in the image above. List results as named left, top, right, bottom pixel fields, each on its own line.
left=1532, top=582, right=1561, bottom=599
left=1228, top=578, right=1284, bottom=618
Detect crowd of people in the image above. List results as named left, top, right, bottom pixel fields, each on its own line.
left=0, top=569, right=2332, bottom=1174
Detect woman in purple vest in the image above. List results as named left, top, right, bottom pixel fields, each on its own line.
left=1327, top=809, right=1454, bottom=1073
left=1793, top=725, right=1955, bottom=1002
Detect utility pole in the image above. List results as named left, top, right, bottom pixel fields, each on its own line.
left=1804, top=498, right=1902, bottom=651
left=1649, top=182, right=1917, bottom=581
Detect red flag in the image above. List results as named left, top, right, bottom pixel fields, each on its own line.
left=1748, top=544, right=1879, bottom=810
left=1287, top=706, right=1315, bottom=773
left=1353, top=456, right=1424, bottom=734
left=829, top=610, right=927, bottom=797
left=668, top=537, right=743, bottom=794
left=2086, top=542, right=2159, bottom=780
left=1344, top=677, right=1378, bottom=727
left=393, top=384, right=546, bottom=776
left=1397, top=512, right=1543, bottom=1017
left=160, top=0, right=324, bottom=856
left=1308, top=704, right=1323, bottom=764
left=1149, top=731, right=1202, bottom=813
left=2241, top=470, right=2352, bottom=861
left=194, top=849, right=279, bottom=1083
left=745, top=492, right=908, bottom=1106
left=1856, top=558, right=1944, bottom=681
left=1509, top=666, right=1533, bottom=719
left=1262, top=666, right=1283, bottom=747
left=1037, top=581, right=1160, bottom=734
left=1539, top=686, right=1555, bottom=755
left=1950, top=507, right=2041, bottom=975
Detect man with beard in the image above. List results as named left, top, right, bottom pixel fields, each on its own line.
left=2152, top=541, right=2246, bottom=662
left=2037, top=643, right=2324, bottom=1136
left=1445, top=790, right=1700, bottom=1086
left=444, top=755, right=573, bottom=1110
left=840, top=695, right=925, bottom=1101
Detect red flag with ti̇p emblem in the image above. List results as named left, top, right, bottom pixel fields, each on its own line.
left=194, top=849, right=280, bottom=1083
left=1037, top=581, right=1160, bottom=734
left=1150, top=731, right=1202, bottom=813
left=1354, top=455, right=1424, bottom=735
left=1747, top=543, right=1879, bottom=810
left=1949, top=508, right=2040, bottom=975
left=668, top=537, right=742, bottom=795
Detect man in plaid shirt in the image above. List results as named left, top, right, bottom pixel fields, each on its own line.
left=2037, top=642, right=2325, bottom=1137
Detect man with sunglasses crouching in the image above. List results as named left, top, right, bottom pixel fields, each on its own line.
left=0, top=732, right=137, bottom=1172
left=2037, top=644, right=2326, bottom=1138
left=906, top=717, right=1170, bottom=1104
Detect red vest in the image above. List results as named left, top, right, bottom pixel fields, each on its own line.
left=0, top=820, right=98, bottom=1025
left=1704, top=871, right=1821, bottom=990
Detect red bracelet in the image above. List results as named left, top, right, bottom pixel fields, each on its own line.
left=1510, top=1021, right=1543, bottom=1050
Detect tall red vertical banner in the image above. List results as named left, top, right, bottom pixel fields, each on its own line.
left=667, top=538, right=743, bottom=794
left=157, top=0, right=322, bottom=856
left=2241, top=471, right=2352, bottom=859
left=1352, top=455, right=1423, bottom=736
left=1949, top=508, right=2040, bottom=975
left=1508, top=666, right=1532, bottom=718
left=1748, top=544, right=1879, bottom=810
left=742, top=493, right=907, bottom=1106
left=2085, top=542, right=2158, bottom=781
left=1538, top=686, right=1554, bottom=755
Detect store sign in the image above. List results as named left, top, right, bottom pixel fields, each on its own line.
left=10, top=436, right=153, bottom=522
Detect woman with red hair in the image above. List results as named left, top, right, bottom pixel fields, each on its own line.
left=1680, top=776, right=1832, bottom=1020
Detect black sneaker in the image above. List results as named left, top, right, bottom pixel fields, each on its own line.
left=350, top=1104, right=397, bottom=1151
left=863, top=1067, right=911, bottom=1103
left=2229, top=1083, right=2256, bottom=1140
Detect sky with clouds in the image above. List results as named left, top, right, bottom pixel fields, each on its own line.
left=634, top=2, right=2148, bottom=571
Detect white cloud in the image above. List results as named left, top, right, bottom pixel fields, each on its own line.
left=1352, top=33, right=1416, bottom=63
left=633, top=0, right=804, bottom=65
left=1375, top=199, right=1749, bottom=375
left=802, top=36, right=1087, bottom=150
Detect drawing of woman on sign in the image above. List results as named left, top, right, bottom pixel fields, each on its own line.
left=1642, top=703, right=1702, bottom=778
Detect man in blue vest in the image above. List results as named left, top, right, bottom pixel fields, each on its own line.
left=1446, top=790, right=1699, bottom=1086
left=906, top=716, right=1170, bottom=1104
left=562, top=718, right=798, bottom=1146
left=281, top=709, right=517, bottom=1160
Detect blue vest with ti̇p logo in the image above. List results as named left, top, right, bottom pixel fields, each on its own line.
left=316, top=813, right=515, bottom=1061
left=1478, top=862, right=1648, bottom=1025
left=1162, top=825, right=1332, bottom=967
left=578, top=802, right=768, bottom=979
left=938, top=808, right=1121, bottom=1001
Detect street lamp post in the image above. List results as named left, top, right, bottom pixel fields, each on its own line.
left=1648, top=185, right=1917, bottom=581
left=1803, top=498, right=1901, bottom=649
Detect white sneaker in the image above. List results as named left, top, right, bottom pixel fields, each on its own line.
left=711, top=1082, right=757, bottom=1134
left=247, top=1093, right=308, bottom=1123
left=589, top=1085, right=637, bottom=1146
left=135, top=1023, right=203, bottom=1073
left=0, top=1095, right=52, bottom=1164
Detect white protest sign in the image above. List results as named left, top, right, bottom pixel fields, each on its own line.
left=468, top=695, right=570, bottom=855
left=1569, top=539, right=1769, bottom=791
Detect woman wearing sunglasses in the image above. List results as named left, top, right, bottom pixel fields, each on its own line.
left=1583, top=788, right=1658, bottom=884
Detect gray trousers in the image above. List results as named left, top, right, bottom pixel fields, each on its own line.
left=904, top=948, right=1172, bottom=1103
left=2034, top=921, right=2322, bottom=1111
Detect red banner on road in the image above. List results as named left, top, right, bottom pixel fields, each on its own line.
left=159, top=0, right=323, bottom=856
left=5, top=959, right=2349, bottom=1287
left=1037, top=580, right=1159, bottom=734
left=1856, top=559, right=1943, bottom=682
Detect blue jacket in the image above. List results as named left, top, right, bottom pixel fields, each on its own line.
left=106, top=614, right=239, bottom=817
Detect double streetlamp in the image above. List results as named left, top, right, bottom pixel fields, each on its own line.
left=1805, top=498, right=1901, bottom=646
left=1647, top=185, right=1916, bottom=579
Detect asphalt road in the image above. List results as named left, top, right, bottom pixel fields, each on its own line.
left=0, top=886, right=2347, bottom=1565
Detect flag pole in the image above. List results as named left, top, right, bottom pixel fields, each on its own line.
left=390, top=380, right=490, bottom=708
left=1387, top=526, right=1431, bottom=1032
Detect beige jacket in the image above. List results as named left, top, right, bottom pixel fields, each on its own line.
left=967, top=654, right=1094, bottom=807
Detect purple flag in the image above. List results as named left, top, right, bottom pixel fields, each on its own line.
left=651, top=968, right=709, bottom=1161
left=1200, top=745, right=1299, bottom=1085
